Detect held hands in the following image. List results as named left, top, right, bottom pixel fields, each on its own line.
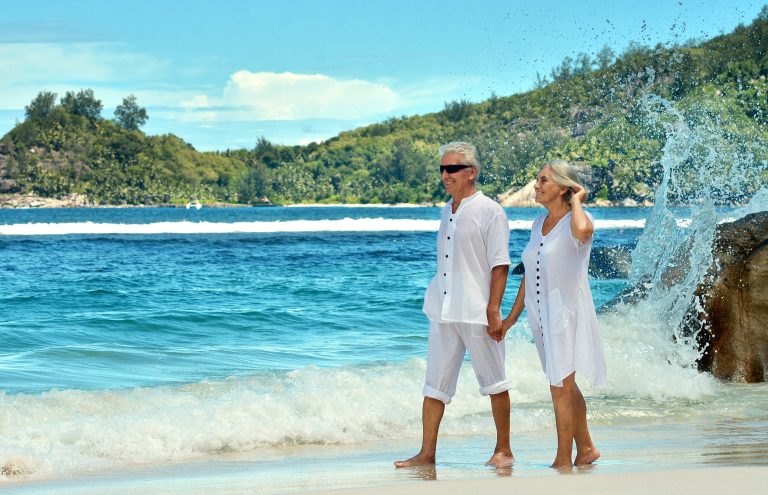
left=486, top=311, right=505, bottom=342
left=501, top=314, right=518, bottom=333
left=488, top=311, right=519, bottom=342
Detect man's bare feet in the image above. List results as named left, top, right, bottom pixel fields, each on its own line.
left=485, top=451, right=514, bottom=468
left=575, top=447, right=600, bottom=466
left=394, top=453, right=435, bottom=468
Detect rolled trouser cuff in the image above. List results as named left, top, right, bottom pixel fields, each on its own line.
left=423, top=384, right=453, bottom=404
left=479, top=379, right=512, bottom=396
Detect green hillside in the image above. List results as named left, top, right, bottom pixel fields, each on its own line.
left=2, top=8, right=768, bottom=206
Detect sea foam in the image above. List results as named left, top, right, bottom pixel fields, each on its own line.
left=0, top=316, right=719, bottom=480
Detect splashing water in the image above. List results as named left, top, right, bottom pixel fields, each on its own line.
left=626, top=93, right=767, bottom=368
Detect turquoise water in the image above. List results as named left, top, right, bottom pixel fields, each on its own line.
left=0, top=205, right=766, bottom=488
left=0, top=206, right=641, bottom=393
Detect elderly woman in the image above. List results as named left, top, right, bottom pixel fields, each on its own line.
left=502, top=159, right=607, bottom=469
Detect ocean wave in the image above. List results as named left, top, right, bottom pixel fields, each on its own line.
left=0, top=218, right=649, bottom=236
left=0, top=318, right=720, bottom=480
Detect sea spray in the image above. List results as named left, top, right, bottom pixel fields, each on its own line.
left=623, top=93, right=767, bottom=369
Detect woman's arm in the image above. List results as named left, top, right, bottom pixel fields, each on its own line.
left=570, top=185, right=593, bottom=244
left=501, top=275, right=526, bottom=334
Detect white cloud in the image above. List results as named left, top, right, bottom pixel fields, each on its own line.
left=181, top=70, right=400, bottom=121
left=0, top=42, right=166, bottom=85
left=0, top=42, right=173, bottom=109
left=181, top=95, right=210, bottom=108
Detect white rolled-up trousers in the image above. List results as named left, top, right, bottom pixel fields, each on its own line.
left=423, top=321, right=512, bottom=404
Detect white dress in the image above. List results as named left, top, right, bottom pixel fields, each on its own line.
left=522, top=211, right=607, bottom=388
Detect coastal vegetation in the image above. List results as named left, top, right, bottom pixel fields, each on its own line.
left=1, top=7, right=767, bottom=206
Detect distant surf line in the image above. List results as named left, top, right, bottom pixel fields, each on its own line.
left=0, top=218, right=651, bottom=236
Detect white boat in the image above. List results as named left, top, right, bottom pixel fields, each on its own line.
left=185, top=200, right=202, bottom=210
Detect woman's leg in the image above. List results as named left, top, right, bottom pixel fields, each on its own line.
left=549, top=373, right=600, bottom=468
left=572, top=379, right=600, bottom=465
left=549, top=375, right=576, bottom=468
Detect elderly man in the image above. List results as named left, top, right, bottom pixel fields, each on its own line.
left=395, top=141, right=514, bottom=468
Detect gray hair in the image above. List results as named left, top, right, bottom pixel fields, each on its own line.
left=542, top=159, right=582, bottom=202
left=438, top=141, right=481, bottom=170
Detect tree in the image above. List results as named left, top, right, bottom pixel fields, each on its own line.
left=114, top=95, right=148, bottom=130
left=442, top=99, right=473, bottom=122
left=61, top=89, right=103, bottom=121
left=236, top=161, right=269, bottom=202
left=574, top=53, right=593, bottom=75
left=534, top=72, right=550, bottom=89
left=254, top=136, right=280, bottom=168
left=25, top=91, right=57, bottom=121
left=595, top=45, right=615, bottom=70
left=551, top=56, right=574, bottom=81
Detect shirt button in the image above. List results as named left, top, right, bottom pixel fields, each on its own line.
left=537, top=291, right=540, bottom=294
left=445, top=255, right=448, bottom=258
left=540, top=243, right=543, bottom=247
left=443, top=291, right=447, bottom=295
left=449, top=219, right=452, bottom=222
left=447, top=236, right=451, bottom=240
left=443, top=273, right=446, bottom=276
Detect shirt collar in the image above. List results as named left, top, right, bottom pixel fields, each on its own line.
left=449, top=190, right=483, bottom=214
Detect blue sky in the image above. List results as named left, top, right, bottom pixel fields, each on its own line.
left=1, top=0, right=766, bottom=151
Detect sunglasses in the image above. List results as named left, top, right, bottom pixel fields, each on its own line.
left=440, top=164, right=473, bottom=174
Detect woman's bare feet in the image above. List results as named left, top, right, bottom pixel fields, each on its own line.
left=550, top=453, right=574, bottom=470
left=394, top=452, right=435, bottom=468
left=550, top=461, right=574, bottom=472
left=575, top=446, right=601, bottom=466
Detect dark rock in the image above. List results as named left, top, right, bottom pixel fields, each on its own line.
left=511, top=244, right=634, bottom=280
left=590, top=246, right=634, bottom=279
left=511, top=262, right=525, bottom=275
left=599, top=283, right=649, bottom=312
left=695, top=211, right=768, bottom=382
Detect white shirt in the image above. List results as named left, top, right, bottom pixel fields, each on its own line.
left=423, top=191, right=511, bottom=325
left=522, top=211, right=607, bottom=388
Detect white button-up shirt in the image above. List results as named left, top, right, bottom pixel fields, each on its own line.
left=423, top=191, right=511, bottom=325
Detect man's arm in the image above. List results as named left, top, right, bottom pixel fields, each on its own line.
left=487, top=264, right=510, bottom=342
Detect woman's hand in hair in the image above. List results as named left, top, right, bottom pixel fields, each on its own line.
left=570, top=184, right=588, bottom=204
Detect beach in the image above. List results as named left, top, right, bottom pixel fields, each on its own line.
left=305, top=467, right=768, bottom=495
left=4, top=423, right=768, bottom=495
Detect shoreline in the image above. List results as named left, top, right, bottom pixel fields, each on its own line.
left=5, top=411, right=768, bottom=495
left=4, top=440, right=766, bottom=495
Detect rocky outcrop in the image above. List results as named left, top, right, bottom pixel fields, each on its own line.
left=498, top=180, right=536, bottom=207
left=0, top=194, right=89, bottom=208
left=696, top=211, right=768, bottom=382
